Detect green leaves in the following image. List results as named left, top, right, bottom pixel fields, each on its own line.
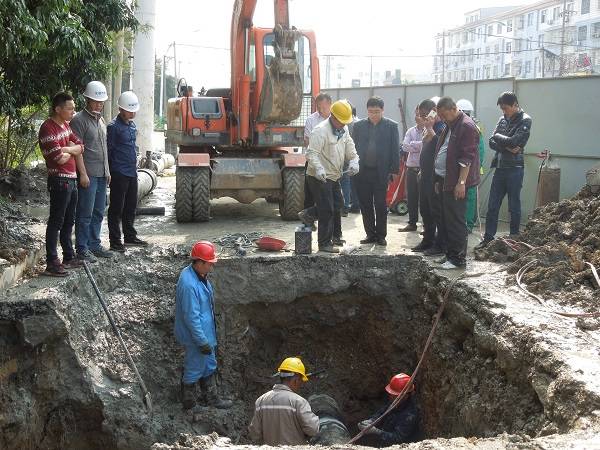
left=0, top=0, right=137, bottom=169
left=0, top=0, right=137, bottom=115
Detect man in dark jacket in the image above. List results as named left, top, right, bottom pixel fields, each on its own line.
left=433, top=97, right=480, bottom=269
left=357, top=373, right=420, bottom=447
left=476, top=92, right=532, bottom=249
left=411, top=98, right=447, bottom=254
left=352, top=96, right=400, bottom=246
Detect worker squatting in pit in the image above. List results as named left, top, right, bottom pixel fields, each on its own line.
left=174, top=240, right=420, bottom=446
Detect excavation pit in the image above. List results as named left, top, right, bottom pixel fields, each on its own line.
left=1, top=251, right=599, bottom=449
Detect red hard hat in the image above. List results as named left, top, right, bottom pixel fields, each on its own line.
left=385, top=373, right=414, bottom=396
left=190, top=241, right=218, bottom=263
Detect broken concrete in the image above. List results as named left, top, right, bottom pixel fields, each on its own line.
left=1, top=246, right=600, bottom=449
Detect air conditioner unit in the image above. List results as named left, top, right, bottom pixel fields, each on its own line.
left=593, top=33, right=600, bottom=38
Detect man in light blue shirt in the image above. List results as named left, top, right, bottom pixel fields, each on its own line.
left=175, top=241, right=232, bottom=410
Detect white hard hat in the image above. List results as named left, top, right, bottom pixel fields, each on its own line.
left=117, top=91, right=140, bottom=112
left=456, top=99, right=474, bottom=112
left=83, top=81, right=108, bottom=101
left=430, top=96, right=441, bottom=105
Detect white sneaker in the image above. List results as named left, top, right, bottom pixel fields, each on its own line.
left=439, top=260, right=462, bottom=270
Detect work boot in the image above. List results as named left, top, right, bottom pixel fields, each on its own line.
left=474, top=238, right=493, bottom=251
left=181, top=380, right=197, bottom=410
left=398, top=224, right=417, bottom=232
left=202, top=374, right=232, bottom=409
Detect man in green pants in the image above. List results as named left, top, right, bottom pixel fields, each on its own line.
left=457, top=99, right=485, bottom=233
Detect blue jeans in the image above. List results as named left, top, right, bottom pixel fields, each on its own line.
left=340, top=172, right=352, bottom=209
left=76, top=176, right=108, bottom=253
left=182, top=345, right=217, bottom=384
left=484, top=167, right=524, bottom=240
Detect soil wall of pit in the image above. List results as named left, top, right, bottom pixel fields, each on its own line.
left=1, top=251, right=596, bottom=449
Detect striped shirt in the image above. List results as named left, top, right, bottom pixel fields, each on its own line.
left=248, top=384, right=319, bottom=445
left=38, top=119, right=83, bottom=178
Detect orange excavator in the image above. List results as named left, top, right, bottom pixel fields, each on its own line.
left=166, top=0, right=320, bottom=222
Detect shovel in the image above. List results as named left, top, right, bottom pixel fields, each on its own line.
left=82, top=260, right=153, bottom=414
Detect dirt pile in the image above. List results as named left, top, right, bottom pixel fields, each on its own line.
left=0, top=166, right=48, bottom=204
left=0, top=200, right=42, bottom=263
left=475, top=185, right=600, bottom=314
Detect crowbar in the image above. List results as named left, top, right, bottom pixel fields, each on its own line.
left=82, top=260, right=153, bottom=414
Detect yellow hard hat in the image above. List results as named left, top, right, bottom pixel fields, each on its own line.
left=277, top=357, right=309, bottom=382
left=330, top=99, right=353, bottom=125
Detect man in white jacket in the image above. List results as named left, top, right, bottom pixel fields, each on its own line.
left=298, top=99, right=359, bottom=253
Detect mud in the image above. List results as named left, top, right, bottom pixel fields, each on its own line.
left=0, top=166, right=48, bottom=205
left=0, top=200, right=42, bottom=264
left=475, top=186, right=600, bottom=314
left=2, top=247, right=600, bottom=449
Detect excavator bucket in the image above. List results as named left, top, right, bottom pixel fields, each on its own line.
left=258, top=25, right=303, bottom=124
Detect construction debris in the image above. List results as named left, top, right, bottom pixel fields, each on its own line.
left=475, top=185, right=600, bottom=314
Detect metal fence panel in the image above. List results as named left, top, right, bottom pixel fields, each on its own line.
left=323, top=76, right=600, bottom=224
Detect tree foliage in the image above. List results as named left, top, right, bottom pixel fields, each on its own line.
left=0, top=0, right=137, bottom=169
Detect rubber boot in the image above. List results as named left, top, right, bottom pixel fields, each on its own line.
left=202, top=374, right=233, bottom=409
left=181, top=380, right=197, bottom=410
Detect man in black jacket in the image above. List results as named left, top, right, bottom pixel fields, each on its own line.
left=476, top=92, right=532, bottom=249
left=357, top=373, right=420, bottom=447
left=351, top=96, right=400, bottom=246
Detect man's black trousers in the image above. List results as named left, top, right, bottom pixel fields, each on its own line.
left=108, top=172, right=138, bottom=245
left=305, top=176, right=343, bottom=248
left=355, top=167, right=388, bottom=239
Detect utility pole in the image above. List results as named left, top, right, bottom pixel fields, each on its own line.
left=159, top=55, right=165, bottom=119
left=173, top=41, right=178, bottom=80
left=441, top=31, right=446, bottom=84
left=558, top=0, right=568, bottom=76
left=369, top=55, right=373, bottom=87
left=112, top=31, right=125, bottom=117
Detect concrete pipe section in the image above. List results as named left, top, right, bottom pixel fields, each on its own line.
left=150, top=153, right=175, bottom=174
left=137, top=168, right=158, bottom=204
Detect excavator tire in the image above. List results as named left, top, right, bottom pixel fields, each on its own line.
left=191, top=167, right=211, bottom=222
left=279, top=167, right=305, bottom=221
left=176, top=167, right=211, bottom=222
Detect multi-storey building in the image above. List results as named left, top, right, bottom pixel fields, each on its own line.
left=432, top=0, right=600, bottom=82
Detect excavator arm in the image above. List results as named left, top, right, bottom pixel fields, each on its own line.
left=231, top=0, right=303, bottom=133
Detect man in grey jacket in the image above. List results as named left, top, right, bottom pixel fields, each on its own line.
left=249, top=357, right=319, bottom=446
left=352, top=96, right=400, bottom=246
left=71, top=81, right=113, bottom=262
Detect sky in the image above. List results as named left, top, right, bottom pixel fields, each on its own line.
left=154, top=0, right=529, bottom=89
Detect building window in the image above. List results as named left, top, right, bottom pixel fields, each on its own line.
left=528, top=12, right=534, bottom=26
left=504, top=63, right=511, bottom=75
left=476, top=48, right=481, bottom=59
left=506, top=42, right=512, bottom=52
left=460, top=70, right=466, bottom=81
left=468, top=69, right=474, bottom=80
left=579, top=25, right=588, bottom=42
left=507, top=19, right=513, bottom=32
left=593, top=22, right=600, bottom=38
left=494, top=44, right=500, bottom=59
left=538, top=34, right=544, bottom=46
left=525, top=60, right=531, bottom=73
left=582, top=0, right=590, bottom=14
left=515, top=39, right=521, bottom=51
left=487, top=24, right=493, bottom=38
left=497, top=23, right=503, bottom=33
left=552, top=6, right=559, bottom=20
left=493, top=65, right=498, bottom=78
left=476, top=67, right=481, bottom=79
left=518, top=15, right=525, bottom=29
left=485, top=65, right=491, bottom=79
left=541, top=9, right=547, bottom=23
left=470, top=29, right=476, bottom=42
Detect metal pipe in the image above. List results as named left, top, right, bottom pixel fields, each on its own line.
left=308, top=394, right=350, bottom=445
left=137, top=168, right=157, bottom=204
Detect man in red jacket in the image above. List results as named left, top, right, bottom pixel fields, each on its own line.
left=433, top=97, right=480, bottom=269
left=38, top=92, right=85, bottom=276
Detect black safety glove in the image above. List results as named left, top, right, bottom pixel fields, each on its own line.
left=200, top=343, right=212, bottom=355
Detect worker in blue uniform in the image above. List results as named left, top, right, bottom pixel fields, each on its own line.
left=175, top=240, right=232, bottom=410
